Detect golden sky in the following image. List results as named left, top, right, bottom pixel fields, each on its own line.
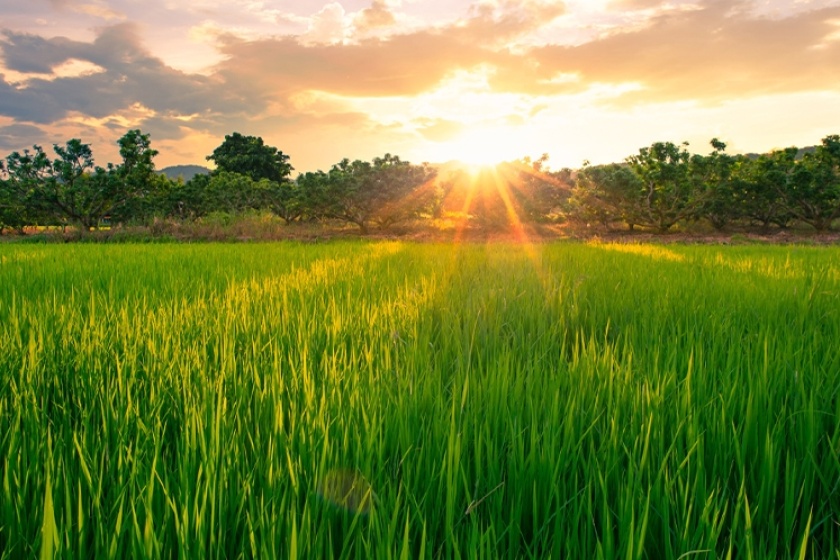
left=1, top=0, right=840, bottom=172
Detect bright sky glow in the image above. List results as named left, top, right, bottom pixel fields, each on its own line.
left=1, top=0, right=840, bottom=172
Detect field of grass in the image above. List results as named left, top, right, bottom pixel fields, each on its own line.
left=1, top=241, right=838, bottom=559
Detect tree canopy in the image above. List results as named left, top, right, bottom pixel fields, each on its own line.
left=207, top=133, right=292, bottom=184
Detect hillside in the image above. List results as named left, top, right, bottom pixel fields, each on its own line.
left=158, top=164, right=210, bottom=181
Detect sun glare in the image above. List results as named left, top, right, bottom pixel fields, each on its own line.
left=445, top=126, right=523, bottom=169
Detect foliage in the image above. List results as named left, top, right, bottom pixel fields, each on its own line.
left=35, top=138, right=113, bottom=231
left=2, top=131, right=840, bottom=235
left=782, top=135, right=840, bottom=231
left=626, top=141, right=700, bottom=232
left=109, top=130, right=168, bottom=224
left=508, top=155, right=572, bottom=222
left=207, top=132, right=293, bottom=184
left=690, top=139, right=739, bottom=229
left=571, top=163, right=644, bottom=230
left=266, top=180, right=303, bottom=224
left=0, top=146, right=52, bottom=232
left=733, top=149, right=797, bottom=230
left=298, top=154, right=437, bottom=232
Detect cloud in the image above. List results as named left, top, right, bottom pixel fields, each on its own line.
left=453, top=1, right=567, bottom=46
left=354, top=1, right=398, bottom=32
left=0, top=25, right=253, bottom=124
left=301, top=3, right=348, bottom=45
left=415, top=118, right=464, bottom=142
left=74, top=3, right=126, bottom=21
left=0, top=31, right=76, bottom=74
left=214, top=31, right=499, bottom=98
left=3, top=0, right=840, bottom=171
left=608, top=0, right=670, bottom=10
left=531, top=1, right=840, bottom=103
left=0, top=123, right=46, bottom=150
left=44, top=0, right=126, bottom=20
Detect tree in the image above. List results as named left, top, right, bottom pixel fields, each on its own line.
left=732, top=150, right=796, bottom=230
left=36, top=130, right=165, bottom=231
left=0, top=146, right=52, bottom=233
left=626, top=141, right=700, bottom=232
left=509, top=155, right=573, bottom=222
left=206, top=171, right=276, bottom=214
left=691, top=139, right=739, bottom=230
left=207, top=133, right=293, bottom=184
left=37, top=139, right=111, bottom=231
left=783, top=135, right=840, bottom=231
left=571, top=163, right=644, bottom=230
left=169, top=171, right=275, bottom=217
left=298, top=154, right=437, bottom=232
left=266, top=181, right=302, bottom=224
left=110, top=129, right=165, bottom=223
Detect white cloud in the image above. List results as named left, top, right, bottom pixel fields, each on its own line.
left=301, top=3, right=350, bottom=45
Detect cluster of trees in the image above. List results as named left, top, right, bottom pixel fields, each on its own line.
left=572, top=136, right=840, bottom=232
left=0, top=130, right=162, bottom=233
left=2, top=130, right=839, bottom=235
left=0, top=131, right=443, bottom=234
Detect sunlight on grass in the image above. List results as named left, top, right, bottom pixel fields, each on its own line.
left=589, top=241, right=688, bottom=262
left=0, top=241, right=838, bottom=558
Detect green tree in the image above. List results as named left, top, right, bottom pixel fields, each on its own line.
left=0, top=146, right=52, bottom=233
left=207, top=133, right=293, bottom=184
left=296, top=170, right=332, bottom=221
left=299, top=154, right=437, bottom=232
left=732, top=150, right=795, bottom=230
left=110, top=130, right=166, bottom=223
left=38, top=139, right=112, bottom=231
left=266, top=180, right=302, bottom=224
left=205, top=171, right=276, bottom=214
left=571, top=163, right=644, bottom=230
left=784, top=135, right=840, bottom=231
left=509, top=155, right=572, bottom=222
left=626, top=141, right=700, bottom=232
left=691, top=139, right=739, bottom=230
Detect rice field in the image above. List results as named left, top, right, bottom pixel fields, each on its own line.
left=0, top=241, right=838, bottom=559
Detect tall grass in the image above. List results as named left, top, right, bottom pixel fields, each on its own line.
left=0, top=241, right=838, bottom=558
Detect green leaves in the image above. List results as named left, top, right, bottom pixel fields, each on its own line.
left=297, top=153, right=437, bottom=231
left=207, top=132, right=292, bottom=184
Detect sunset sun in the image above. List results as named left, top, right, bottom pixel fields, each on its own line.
left=436, top=125, right=525, bottom=170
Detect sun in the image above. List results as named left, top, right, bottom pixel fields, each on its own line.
left=442, top=126, right=524, bottom=169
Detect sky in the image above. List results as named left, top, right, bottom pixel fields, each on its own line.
left=1, top=0, right=840, bottom=173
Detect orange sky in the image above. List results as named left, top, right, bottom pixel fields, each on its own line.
left=1, top=0, right=840, bottom=173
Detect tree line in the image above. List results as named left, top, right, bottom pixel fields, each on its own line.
left=1, top=130, right=839, bottom=235
left=573, top=136, right=840, bottom=233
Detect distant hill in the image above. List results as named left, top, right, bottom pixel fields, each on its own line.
left=159, top=165, right=210, bottom=181
left=743, top=146, right=816, bottom=161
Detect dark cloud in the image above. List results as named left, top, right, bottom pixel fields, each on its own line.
left=0, top=123, right=46, bottom=150
left=0, top=24, right=254, bottom=124
left=125, top=116, right=188, bottom=141
left=0, top=75, right=66, bottom=123
left=0, top=31, right=77, bottom=73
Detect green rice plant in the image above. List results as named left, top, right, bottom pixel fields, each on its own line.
left=0, top=241, right=838, bottom=558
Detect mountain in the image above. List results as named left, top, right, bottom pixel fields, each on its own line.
left=158, top=165, right=210, bottom=181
